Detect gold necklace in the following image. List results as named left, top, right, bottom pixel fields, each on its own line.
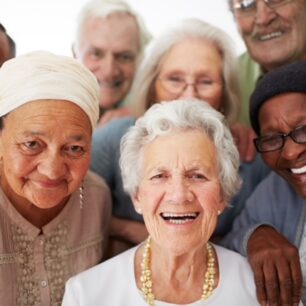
left=140, top=236, right=216, bottom=305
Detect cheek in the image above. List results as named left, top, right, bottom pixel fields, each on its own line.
left=205, top=91, right=223, bottom=111
left=262, top=153, right=279, bottom=169
left=236, top=18, right=253, bottom=36
left=198, top=185, right=223, bottom=212
left=3, top=152, right=35, bottom=178
left=122, top=64, right=137, bottom=81
left=153, top=82, right=173, bottom=102
left=69, top=158, right=90, bottom=184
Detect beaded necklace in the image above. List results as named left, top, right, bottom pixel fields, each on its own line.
left=140, top=236, right=216, bottom=306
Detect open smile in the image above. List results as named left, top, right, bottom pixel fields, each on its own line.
left=290, top=165, right=306, bottom=175
left=160, top=212, right=200, bottom=224
left=257, top=31, right=284, bottom=42
left=99, top=79, right=123, bottom=89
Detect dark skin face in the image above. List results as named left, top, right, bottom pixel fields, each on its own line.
left=259, top=92, right=306, bottom=198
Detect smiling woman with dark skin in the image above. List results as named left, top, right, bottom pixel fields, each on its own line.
left=0, top=51, right=111, bottom=306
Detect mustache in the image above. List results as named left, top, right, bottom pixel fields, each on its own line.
left=251, top=23, right=289, bottom=39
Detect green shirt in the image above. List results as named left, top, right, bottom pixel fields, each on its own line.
left=238, top=52, right=262, bottom=126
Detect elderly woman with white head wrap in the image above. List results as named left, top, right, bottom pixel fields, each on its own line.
left=0, top=51, right=111, bottom=306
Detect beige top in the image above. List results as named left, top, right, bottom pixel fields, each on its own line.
left=0, top=170, right=111, bottom=306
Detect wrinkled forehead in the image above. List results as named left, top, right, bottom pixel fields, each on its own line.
left=258, top=92, right=306, bottom=131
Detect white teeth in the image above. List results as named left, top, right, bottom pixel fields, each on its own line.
left=168, top=219, right=193, bottom=225
left=161, top=212, right=197, bottom=218
left=291, top=165, right=306, bottom=174
left=259, top=31, right=282, bottom=41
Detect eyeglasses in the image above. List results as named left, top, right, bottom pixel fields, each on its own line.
left=232, top=0, right=294, bottom=16
left=158, top=76, right=221, bottom=97
left=254, top=125, right=306, bottom=153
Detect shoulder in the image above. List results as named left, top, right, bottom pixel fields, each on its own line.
left=64, top=247, right=137, bottom=302
left=214, top=244, right=259, bottom=304
left=82, top=171, right=111, bottom=211
left=215, top=244, right=249, bottom=267
left=250, top=171, right=297, bottom=202
left=83, top=171, right=110, bottom=193
left=238, top=52, right=261, bottom=79
left=93, top=117, right=136, bottom=142
left=215, top=244, right=255, bottom=285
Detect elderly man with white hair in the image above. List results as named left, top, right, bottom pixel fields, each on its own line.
left=0, top=51, right=111, bottom=305
left=73, top=0, right=151, bottom=126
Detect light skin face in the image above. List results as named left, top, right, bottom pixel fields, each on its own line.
left=154, top=38, right=224, bottom=111
left=0, top=30, right=10, bottom=67
left=133, top=130, right=225, bottom=255
left=232, top=0, right=306, bottom=71
left=259, top=92, right=306, bottom=198
left=0, top=100, right=92, bottom=210
left=75, top=12, right=140, bottom=109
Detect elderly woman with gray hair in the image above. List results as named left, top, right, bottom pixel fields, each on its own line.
left=0, top=51, right=111, bottom=305
left=90, top=18, right=270, bottom=256
left=63, top=99, right=260, bottom=305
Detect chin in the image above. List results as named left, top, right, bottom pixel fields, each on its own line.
left=29, top=194, right=68, bottom=210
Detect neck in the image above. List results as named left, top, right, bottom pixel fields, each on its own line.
left=136, top=236, right=218, bottom=304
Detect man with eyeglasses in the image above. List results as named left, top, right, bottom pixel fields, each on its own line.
left=228, top=0, right=306, bottom=127
left=221, top=61, right=306, bottom=305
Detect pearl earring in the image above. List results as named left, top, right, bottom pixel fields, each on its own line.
left=137, top=207, right=142, bottom=214
left=217, top=210, right=221, bottom=216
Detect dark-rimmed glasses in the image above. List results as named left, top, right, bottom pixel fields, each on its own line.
left=232, top=0, right=294, bottom=16
left=254, top=125, right=306, bottom=153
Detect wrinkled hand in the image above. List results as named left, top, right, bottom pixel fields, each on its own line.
left=247, top=226, right=302, bottom=306
left=97, top=107, right=131, bottom=127
left=230, top=123, right=257, bottom=163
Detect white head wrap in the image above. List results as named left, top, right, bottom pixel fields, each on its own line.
left=0, top=51, right=100, bottom=129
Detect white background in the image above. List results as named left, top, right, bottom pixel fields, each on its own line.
left=0, top=0, right=245, bottom=56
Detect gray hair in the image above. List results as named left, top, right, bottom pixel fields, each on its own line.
left=120, top=99, right=241, bottom=203
left=127, top=18, right=240, bottom=125
left=74, top=0, right=151, bottom=58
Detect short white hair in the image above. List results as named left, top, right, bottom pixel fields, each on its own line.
left=127, top=18, right=240, bottom=125
left=120, top=99, right=241, bottom=203
left=74, top=0, right=151, bottom=57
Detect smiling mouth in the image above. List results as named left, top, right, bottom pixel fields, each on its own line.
left=257, top=31, right=283, bottom=42
left=160, top=212, right=199, bottom=224
left=99, top=80, right=123, bottom=89
left=290, top=165, right=306, bottom=175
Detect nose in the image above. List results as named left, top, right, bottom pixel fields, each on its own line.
left=280, top=138, right=306, bottom=161
left=255, top=0, right=277, bottom=26
left=37, top=151, right=67, bottom=180
left=166, top=177, right=194, bottom=204
left=93, top=54, right=120, bottom=80
left=179, top=83, right=200, bottom=99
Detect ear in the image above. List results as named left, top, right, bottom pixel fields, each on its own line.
left=132, top=189, right=142, bottom=215
left=218, top=198, right=227, bottom=215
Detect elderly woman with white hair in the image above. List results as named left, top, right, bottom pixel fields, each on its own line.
left=0, top=51, right=111, bottom=305
left=63, top=99, right=260, bottom=305
left=90, top=18, right=270, bottom=256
